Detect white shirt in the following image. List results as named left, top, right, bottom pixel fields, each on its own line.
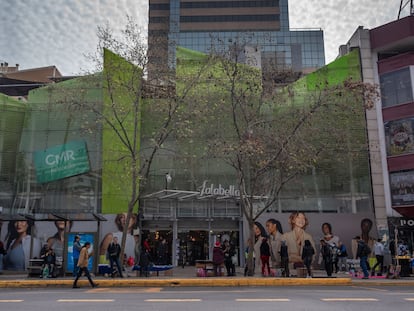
left=374, top=242, right=384, bottom=256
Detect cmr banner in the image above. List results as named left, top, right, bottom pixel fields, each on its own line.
left=33, top=140, right=90, bottom=183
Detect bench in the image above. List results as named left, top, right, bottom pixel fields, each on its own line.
left=132, top=265, right=174, bottom=276
left=27, top=259, right=44, bottom=277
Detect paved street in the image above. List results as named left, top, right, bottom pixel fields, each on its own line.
left=0, top=285, right=413, bottom=311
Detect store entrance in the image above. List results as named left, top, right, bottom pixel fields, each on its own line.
left=178, top=231, right=209, bottom=266
left=176, top=230, right=240, bottom=266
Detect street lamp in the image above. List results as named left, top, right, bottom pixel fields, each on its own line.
left=165, top=172, right=172, bottom=190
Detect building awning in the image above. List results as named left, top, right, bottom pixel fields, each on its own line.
left=142, top=189, right=268, bottom=202
left=0, top=213, right=106, bottom=222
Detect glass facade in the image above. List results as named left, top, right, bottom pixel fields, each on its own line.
left=149, top=0, right=324, bottom=77
left=2, top=76, right=103, bottom=216
left=141, top=48, right=372, bottom=215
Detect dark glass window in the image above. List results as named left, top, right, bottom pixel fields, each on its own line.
left=390, top=170, right=414, bottom=207
left=180, top=15, right=279, bottom=23
left=380, top=67, right=413, bottom=108
left=181, top=1, right=279, bottom=9
left=149, top=3, right=170, bottom=10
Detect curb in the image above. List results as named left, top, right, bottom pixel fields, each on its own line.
left=1, top=277, right=413, bottom=288
left=0, top=277, right=352, bottom=288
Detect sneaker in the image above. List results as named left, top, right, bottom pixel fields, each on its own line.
left=362, top=277, right=369, bottom=279
left=72, top=285, right=80, bottom=288
left=92, top=284, right=99, bottom=288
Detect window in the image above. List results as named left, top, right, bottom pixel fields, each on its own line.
left=390, top=170, right=414, bottom=206
left=380, top=67, right=413, bottom=108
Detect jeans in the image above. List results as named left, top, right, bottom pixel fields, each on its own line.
left=73, top=266, right=96, bottom=287
left=360, top=256, right=369, bottom=278
left=109, top=256, right=124, bottom=277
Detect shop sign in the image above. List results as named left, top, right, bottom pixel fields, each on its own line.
left=399, top=218, right=414, bottom=228
left=33, top=140, right=90, bottom=183
left=200, top=180, right=240, bottom=197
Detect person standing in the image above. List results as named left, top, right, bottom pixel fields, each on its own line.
left=107, top=236, right=123, bottom=278
left=223, top=240, right=236, bottom=276
left=156, top=237, right=168, bottom=265
left=73, top=242, right=98, bottom=288
left=356, top=237, right=371, bottom=279
left=260, top=237, right=271, bottom=277
left=279, top=240, right=289, bottom=277
left=302, top=239, right=315, bottom=278
left=253, top=222, right=267, bottom=276
left=371, top=238, right=384, bottom=276
left=72, top=235, right=82, bottom=276
left=321, top=222, right=341, bottom=273
left=212, top=241, right=224, bottom=276
left=320, top=239, right=333, bottom=277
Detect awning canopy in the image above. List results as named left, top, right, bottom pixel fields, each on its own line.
left=142, top=189, right=268, bottom=202
left=0, top=213, right=106, bottom=221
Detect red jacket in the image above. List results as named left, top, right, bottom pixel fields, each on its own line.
left=213, top=246, right=224, bottom=264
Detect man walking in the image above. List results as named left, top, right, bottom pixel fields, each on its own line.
left=73, top=242, right=98, bottom=288
left=107, top=236, right=124, bottom=278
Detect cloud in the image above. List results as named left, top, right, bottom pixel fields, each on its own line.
left=0, top=0, right=147, bottom=75
left=289, top=0, right=405, bottom=62
left=0, top=0, right=409, bottom=75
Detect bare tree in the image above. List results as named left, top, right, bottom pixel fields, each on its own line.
left=194, top=43, right=379, bottom=275
left=78, top=17, right=215, bottom=262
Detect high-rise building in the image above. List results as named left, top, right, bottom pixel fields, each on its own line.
left=148, top=0, right=325, bottom=82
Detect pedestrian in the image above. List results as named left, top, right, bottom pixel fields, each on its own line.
left=40, top=245, right=56, bottom=278
left=72, top=235, right=82, bottom=276
left=223, top=240, right=236, bottom=276
left=320, top=239, right=333, bottom=277
left=302, top=239, right=315, bottom=278
left=260, top=237, right=271, bottom=276
left=356, top=237, right=371, bottom=279
left=337, top=241, right=348, bottom=272
left=371, top=238, right=384, bottom=276
left=321, top=222, right=341, bottom=273
left=73, top=242, right=98, bottom=288
left=107, top=236, right=123, bottom=277
left=156, top=237, right=168, bottom=265
left=279, top=240, right=289, bottom=277
left=212, top=241, right=224, bottom=276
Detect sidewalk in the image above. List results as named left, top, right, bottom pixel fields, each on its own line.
left=1, top=266, right=413, bottom=288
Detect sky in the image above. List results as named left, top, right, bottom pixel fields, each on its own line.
left=0, top=0, right=411, bottom=76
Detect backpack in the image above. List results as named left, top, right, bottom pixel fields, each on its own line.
left=358, top=242, right=371, bottom=257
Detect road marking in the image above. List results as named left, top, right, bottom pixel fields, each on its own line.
left=0, top=300, right=23, bottom=303
left=145, top=299, right=201, bottom=302
left=404, top=298, right=414, bottom=301
left=322, top=298, right=378, bottom=302
left=93, top=287, right=162, bottom=293
left=236, top=298, right=290, bottom=302
left=58, top=299, right=115, bottom=302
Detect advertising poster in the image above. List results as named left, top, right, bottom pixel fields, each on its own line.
left=66, top=232, right=96, bottom=273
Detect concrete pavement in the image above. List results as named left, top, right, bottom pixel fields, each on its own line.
left=0, top=266, right=413, bottom=288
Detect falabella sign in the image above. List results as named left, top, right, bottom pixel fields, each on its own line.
left=200, top=180, right=240, bottom=197
left=34, top=140, right=90, bottom=183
